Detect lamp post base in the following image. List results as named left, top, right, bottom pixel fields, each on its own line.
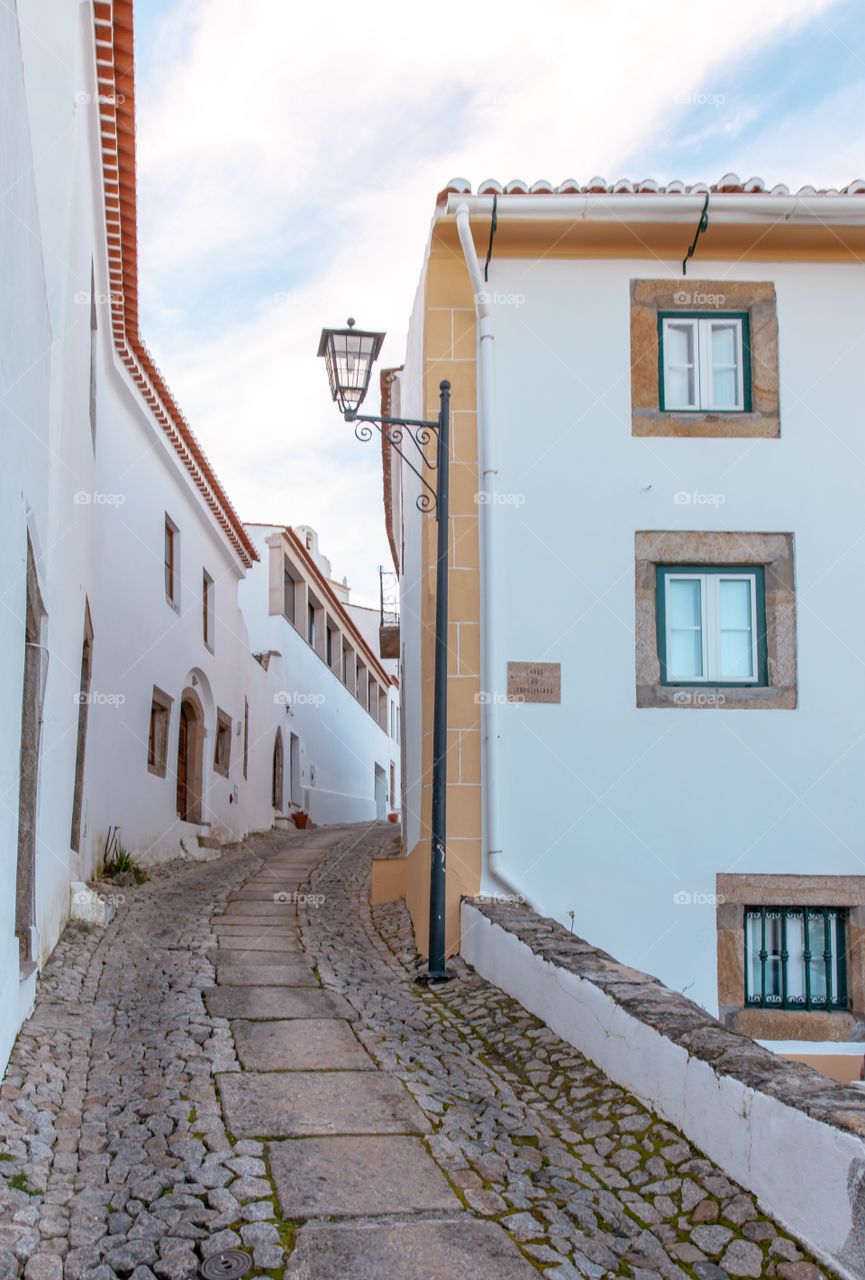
left=414, top=968, right=456, bottom=986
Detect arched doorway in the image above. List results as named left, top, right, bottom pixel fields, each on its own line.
left=176, top=688, right=205, bottom=823
left=272, top=730, right=284, bottom=811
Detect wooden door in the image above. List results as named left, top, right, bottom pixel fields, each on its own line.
left=176, top=702, right=189, bottom=819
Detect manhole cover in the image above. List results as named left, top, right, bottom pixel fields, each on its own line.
left=201, top=1250, right=252, bottom=1280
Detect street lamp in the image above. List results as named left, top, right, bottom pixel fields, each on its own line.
left=318, top=319, right=453, bottom=983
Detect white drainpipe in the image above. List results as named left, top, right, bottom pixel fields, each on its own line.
left=454, top=202, right=528, bottom=906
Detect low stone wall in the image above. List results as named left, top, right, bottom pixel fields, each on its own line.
left=461, top=899, right=865, bottom=1280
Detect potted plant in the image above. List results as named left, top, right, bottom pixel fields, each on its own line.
left=292, top=811, right=309, bottom=829
left=387, top=811, right=399, bottom=824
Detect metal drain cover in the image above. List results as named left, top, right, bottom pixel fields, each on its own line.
left=201, top=1250, right=252, bottom=1280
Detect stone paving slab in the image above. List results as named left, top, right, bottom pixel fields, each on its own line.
left=213, top=963, right=317, bottom=986
left=284, top=1218, right=538, bottom=1279
left=232, top=1018, right=374, bottom=1071
left=209, top=936, right=301, bottom=957
left=212, top=946, right=310, bottom=965
left=269, top=1135, right=459, bottom=1217
left=212, top=931, right=300, bottom=942
left=228, top=889, right=305, bottom=900
left=205, top=986, right=352, bottom=1020
left=217, top=902, right=299, bottom=919
left=217, top=1070, right=431, bottom=1137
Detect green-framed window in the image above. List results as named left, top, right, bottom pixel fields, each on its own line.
left=658, top=312, right=752, bottom=412
left=656, top=565, right=768, bottom=686
left=745, top=906, right=848, bottom=1011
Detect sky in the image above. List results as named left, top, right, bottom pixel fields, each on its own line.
left=133, top=0, right=865, bottom=604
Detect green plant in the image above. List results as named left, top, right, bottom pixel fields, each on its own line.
left=8, top=1172, right=35, bottom=1195
left=104, top=837, right=147, bottom=883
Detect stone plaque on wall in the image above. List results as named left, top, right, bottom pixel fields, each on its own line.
left=506, top=662, right=561, bottom=704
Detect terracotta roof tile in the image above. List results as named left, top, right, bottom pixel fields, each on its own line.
left=441, top=174, right=865, bottom=199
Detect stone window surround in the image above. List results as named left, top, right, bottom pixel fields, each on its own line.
left=630, top=278, right=780, bottom=438
left=635, top=531, right=797, bottom=710
left=213, top=707, right=232, bottom=778
left=147, top=686, right=172, bottom=778
left=716, top=873, right=865, bottom=1042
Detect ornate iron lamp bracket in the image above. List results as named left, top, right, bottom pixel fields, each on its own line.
left=345, top=410, right=441, bottom=514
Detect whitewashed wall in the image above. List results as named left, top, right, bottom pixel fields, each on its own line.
left=240, top=527, right=398, bottom=825
left=0, top=0, right=356, bottom=1078
left=475, top=254, right=865, bottom=1023
left=345, top=601, right=401, bottom=812
left=0, top=0, right=104, bottom=1070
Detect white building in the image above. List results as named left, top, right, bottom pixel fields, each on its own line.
left=240, top=525, right=400, bottom=826
left=381, top=174, right=865, bottom=1073
left=0, top=0, right=396, bottom=1078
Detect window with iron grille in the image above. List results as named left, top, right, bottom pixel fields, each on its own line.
left=744, top=906, right=848, bottom=1011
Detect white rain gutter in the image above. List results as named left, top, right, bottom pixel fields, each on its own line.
left=454, top=202, right=528, bottom=907
left=446, top=192, right=865, bottom=227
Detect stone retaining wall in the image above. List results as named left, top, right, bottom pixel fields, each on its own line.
left=461, top=898, right=865, bottom=1280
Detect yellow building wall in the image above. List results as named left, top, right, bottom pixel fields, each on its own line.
left=372, top=238, right=483, bottom=957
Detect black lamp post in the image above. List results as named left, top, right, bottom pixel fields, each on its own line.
left=318, top=320, right=453, bottom=983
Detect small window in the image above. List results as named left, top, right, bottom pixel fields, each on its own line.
left=659, top=314, right=750, bottom=412
left=148, top=688, right=172, bottom=777
left=283, top=561, right=296, bottom=625
left=657, top=566, right=766, bottom=686
left=202, top=570, right=214, bottom=649
left=745, top=907, right=848, bottom=1011
left=326, top=625, right=334, bottom=668
left=308, top=602, right=316, bottom=649
left=165, top=517, right=178, bottom=605
left=214, top=708, right=231, bottom=777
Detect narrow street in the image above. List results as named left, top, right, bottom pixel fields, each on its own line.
left=0, top=826, right=832, bottom=1280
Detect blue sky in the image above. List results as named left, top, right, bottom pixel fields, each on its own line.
left=132, top=0, right=863, bottom=602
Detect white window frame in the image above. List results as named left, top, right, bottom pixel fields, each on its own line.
left=664, top=571, right=759, bottom=684
left=661, top=316, right=746, bottom=412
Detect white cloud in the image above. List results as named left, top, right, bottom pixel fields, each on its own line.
left=135, top=0, right=840, bottom=602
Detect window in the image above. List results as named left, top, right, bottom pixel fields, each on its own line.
left=659, top=314, right=750, bottom=412
left=308, top=602, right=316, bottom=648
left=657, top=566, right=766, bottom=685
left=326, top=625, right=334, bottom=668
left=343, top=641, right=352, bottom=687
left=165, top=517, right=178, bottom=606
left=283, top=561, right=296, bottom=625
left=202, top=570, right=214, bottom=649
left=745, top=907, right=848, bottom=1011
left=214, top=708, right=231, bottom=777
left=148, top=688, right=172, bottom=778
left=242, top=697, right=249, bottom=781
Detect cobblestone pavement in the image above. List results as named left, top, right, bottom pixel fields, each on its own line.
left=0, top=824, right=837, bottom=1280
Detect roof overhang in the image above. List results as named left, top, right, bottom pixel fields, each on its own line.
left=436, top=183, right=865, bottom=262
